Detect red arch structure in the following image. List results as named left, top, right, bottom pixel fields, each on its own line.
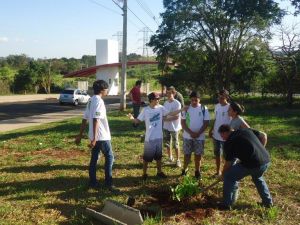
left=64, top=61, right=173, bottom=78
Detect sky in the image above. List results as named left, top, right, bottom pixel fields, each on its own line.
left=0, top=0, right=299, bottom=59
left=0, top=0, right=164, bottom=59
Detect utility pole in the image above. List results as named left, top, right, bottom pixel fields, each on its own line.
left=120, top=0, right=127, bottom=110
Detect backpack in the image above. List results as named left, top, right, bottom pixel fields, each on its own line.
left=201, top=104, right=206, bottom=118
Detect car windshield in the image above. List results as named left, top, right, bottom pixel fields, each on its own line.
left=61, top=90, right=74, bottom=94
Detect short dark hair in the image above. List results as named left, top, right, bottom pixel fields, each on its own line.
left=230, top=102, right=244, bottom=115
left=218, top=124, right=231, bottom=133
left=167, top=86, right=176, bottom=94
left=93, top=80, right=108, bottom=95
left=148, top=92, right=160, bottom=101
left=135, top=80, right=142, bottom=86
left=219, top=89, right=229, bottom=98
left=189, top=91, right=200, bottom=99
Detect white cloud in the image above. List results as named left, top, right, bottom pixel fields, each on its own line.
left=0, top=37, right=8, bottom=43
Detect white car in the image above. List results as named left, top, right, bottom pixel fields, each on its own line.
left=59, top=88, right=90, bottom=106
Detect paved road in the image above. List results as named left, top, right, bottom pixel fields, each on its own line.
left=0, top=95, right=122, bottom=133
left=0, top=100, right=85, bottom=121
left=0, top=97, right=120, bottom=121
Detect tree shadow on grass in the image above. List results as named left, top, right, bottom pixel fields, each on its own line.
left=0, top=116, right=144, bottom=142
left=0, top=164, right=87, bottom=173
left=1, top=176, right=119, bottom=202
left=2, top=176, right=118, bottom=225
left=0, top=120, right=80, bottom=142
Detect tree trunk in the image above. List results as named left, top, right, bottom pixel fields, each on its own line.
left=286, top=84, right=293, bottom=106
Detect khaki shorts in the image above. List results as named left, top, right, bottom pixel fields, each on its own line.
left=163, top=130, right=179, bottom=149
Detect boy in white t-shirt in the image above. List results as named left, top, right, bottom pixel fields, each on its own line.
left=128, top=92, right=183, bottom=180
left=163, top=87, right=182, bottom=167
left=209, top=90, right=231, bottom=176
left=75, top=80, right=116, bottom=191
left=181, top=91, right=210, bottom=180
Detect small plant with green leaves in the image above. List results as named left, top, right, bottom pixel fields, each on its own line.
left=171, top=175, right=200, bottom=201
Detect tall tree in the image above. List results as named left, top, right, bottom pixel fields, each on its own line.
left=149, top=0, right=284, bottom=91
left=266, top=24, right=300, bottom=105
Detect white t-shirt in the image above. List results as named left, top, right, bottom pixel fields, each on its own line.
left=182, top=104, right=210, bottom=140
left=212, top=103, right=231, bottom=141
left=137, top=105, right=169, bottom=141
left=163, top=99, right=182, bottom=132
left=85, top=95, right=111, bottom=141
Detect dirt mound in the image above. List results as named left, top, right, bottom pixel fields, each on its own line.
left=136, top=188, right=218, bottom=223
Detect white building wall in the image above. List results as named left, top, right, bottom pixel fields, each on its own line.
left=96, top=39, right=119, bottom=95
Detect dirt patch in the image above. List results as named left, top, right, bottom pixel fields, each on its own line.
left=136, top=187, right=218, bottom=223
left=31, top=149, right=86, bottom=159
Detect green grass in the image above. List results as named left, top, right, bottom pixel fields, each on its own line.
left=0, top=98, right=299, bottom=224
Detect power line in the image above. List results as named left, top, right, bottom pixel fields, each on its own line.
left=127, top=6, right=154, bottom=33
left=111, top=0, right=123, bottom=10
left=88, top=0, right=121, bottom=15
left=128, top=19, right=141, bottom=30
left=135, top=0, right=160, bottom=26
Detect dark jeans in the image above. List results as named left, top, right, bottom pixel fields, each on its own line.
left=132, top=103, right=141, bottom=118
left=89, top=140, right=114, bottom=187
left=223, top=162, right=273, bottom=207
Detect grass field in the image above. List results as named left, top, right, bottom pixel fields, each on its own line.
left=0, top=97, right=299, bottom=225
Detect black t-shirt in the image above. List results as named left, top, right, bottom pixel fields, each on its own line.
left=224, top=129, right=270, bottom=168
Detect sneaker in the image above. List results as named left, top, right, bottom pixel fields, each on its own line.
left=176, top=160, right=182, bottom=168
left=106, top=185, right=121, bottom=194
left=195, top=170, right=202, bottom=180
left=212, top=172, right=221, bottom=178
left=142, top=174, right=148, bottom=181
left=164, top=156, right=174, bottom=164
left=156, top=172, right=167, bottom=178
left=181, top=168, right=188, bottom=176
left=217, top=203, right=232, bottom=211
left=257, top=202, right=274, bottom=208
left=88, top=181, right=100, bottom=189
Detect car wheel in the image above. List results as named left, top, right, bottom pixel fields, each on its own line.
left=74, top=100, right=79, bottom=106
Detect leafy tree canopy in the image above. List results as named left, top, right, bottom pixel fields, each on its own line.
left=149, top=0, right=284, bottom=91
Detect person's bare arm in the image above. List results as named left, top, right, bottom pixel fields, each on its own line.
left=127, top=113, right=142, bottom=124
left=259, top=132, right=268, bottom=147
left=164, top=115, right=179, bottom=122
left=90, top=118, right=99, bottom=148
left=240, top=120, right=250, bottom=129
left=75, top=119, right=87, bottom=145
left=181, top=119, right=196, bottom=137
left=209, top=119, right=215, bottom=138
left=194, top=120, right=209, bottom=138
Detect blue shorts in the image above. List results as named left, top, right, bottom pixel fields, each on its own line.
left=143, top=138, right=163, bottom=162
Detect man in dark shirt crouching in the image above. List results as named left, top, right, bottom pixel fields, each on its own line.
left=218, top=125, right=273, bottom=210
